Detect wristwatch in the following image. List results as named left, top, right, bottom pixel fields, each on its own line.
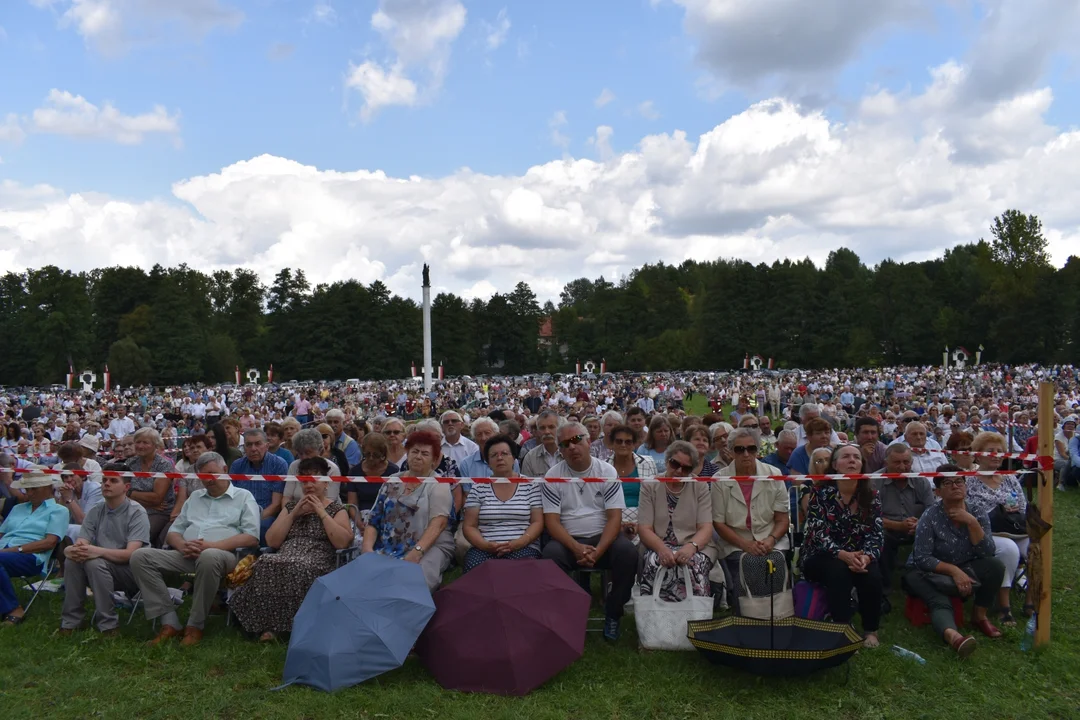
left=17, top=546, right=24, bottom=553
left=689, top=541, right=700, bottom=551
left=413, top=544, right=425, bottom=556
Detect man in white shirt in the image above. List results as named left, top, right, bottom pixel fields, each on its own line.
left=439, top=410, right=478, bottom=466
left=130, top=451, right=259, bottom=647
left=107, top=406, right=136, bottom=439
left=794, top=403, right=841, bottom=447
left=541, top=423, right=636, bottom=642
left=890, top=421, right=947, bottom=473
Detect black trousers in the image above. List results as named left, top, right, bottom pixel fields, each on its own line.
left=902, top=557, right=1005, bottom=638
left=880, top=531, right=914, bottom=591
left=542, top=533, right=637, bottom=620
left=802, top=553, right=884, bottom=632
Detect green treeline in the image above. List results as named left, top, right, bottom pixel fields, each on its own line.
left=1, top=210, right=1075, bottom=386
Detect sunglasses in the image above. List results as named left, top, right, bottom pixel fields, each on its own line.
left=667, top=458, right=694, bottom=473
left=384, top=430, right=403, bottom=436
left=611, top=437, right=635, bottom=446
left=732, top=445, right=758, bottom=455
left=558, top=434, right=587, bottom=449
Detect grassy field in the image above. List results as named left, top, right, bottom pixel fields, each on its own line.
left=4, top=489, right=1079, bottom=720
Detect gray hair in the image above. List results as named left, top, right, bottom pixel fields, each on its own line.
left=382, top=417, right=405, bottom=432
left=601, top=410, right=623, bottom=426
left=325, top=408, right=345, bottom=421
left=728, top=426, right=760, bottom=451
left=708, top=422, right=734, bottom=440
left=885, top=443, right=912, bottom=458
left=799, top=403, right=820, bottom=420
left=291, top=428, right=324, bottom=456
left=664, top=440, right=699, bottom=469
left=776, top=429, right=798, bottom=445
left=133, top=426, right=164, bottom=450
left=243, top=429, right=267, bottom=443
left=195, top=451, right=226, bottom=472
left=439, top=409, right=462, bottom=424
left=558, top=421, right=588, bottom=440
left=414, top=419, right=443, bottom=437
left=470, top=417, right=499, bottom=437
left=905, top=421, right=927, bottom=435
left=536, top=409, right=562, bottom=426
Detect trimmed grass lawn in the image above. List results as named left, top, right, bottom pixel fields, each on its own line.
left=3, top=496, right=1079, bottom=719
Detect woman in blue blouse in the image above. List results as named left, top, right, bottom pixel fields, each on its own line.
left=800, top=444, right=884, bottom=647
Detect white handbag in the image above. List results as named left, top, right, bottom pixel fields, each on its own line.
left=738, top=551, right=795, bottom=621
left=633, top=565, right=714, bottom=651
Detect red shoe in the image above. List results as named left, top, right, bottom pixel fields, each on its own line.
left=950, top=634, right=977, bottom=658
left=971, top=618, right=1002, bottom=639
left=147, top=625, right=183, bottom=646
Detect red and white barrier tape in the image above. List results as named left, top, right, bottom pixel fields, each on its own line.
left=29, top=467, right=1039, bottom=484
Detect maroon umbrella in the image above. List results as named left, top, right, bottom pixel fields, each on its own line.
left=416, top=558, right=591, bottom=696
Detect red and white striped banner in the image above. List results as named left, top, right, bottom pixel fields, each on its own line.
left=27, top=466, right=1041, bottom=485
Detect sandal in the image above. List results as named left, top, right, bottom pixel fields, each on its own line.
left=2, top=614, right=25, bottom=626
left=999, top=609, right=1016, bottom=627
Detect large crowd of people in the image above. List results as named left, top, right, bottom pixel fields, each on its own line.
left=0, top=363, right=1077, bottom=661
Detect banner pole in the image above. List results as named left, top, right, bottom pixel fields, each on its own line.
left=1034, top=380, right=1054, bottom=647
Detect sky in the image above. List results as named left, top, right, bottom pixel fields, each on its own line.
left=1, top=0, right=1079, bottom=304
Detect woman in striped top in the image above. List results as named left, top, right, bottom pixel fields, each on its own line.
left=461, top=435, right=543, bottom=572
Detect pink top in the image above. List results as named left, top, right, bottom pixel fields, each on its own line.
left=738, top=480, right=754, bottom=529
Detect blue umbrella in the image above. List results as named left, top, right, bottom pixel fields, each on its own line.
left=280, top=553, right=435, bottom=692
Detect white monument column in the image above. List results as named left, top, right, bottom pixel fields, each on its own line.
left=422, top=264, right=433, bottom=393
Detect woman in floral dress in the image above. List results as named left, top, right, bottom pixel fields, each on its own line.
left=361, top=430, right=455, bottom=591
left=800, top=444, right=885, bottom=647
left=229, top=457, right=354, bottom=642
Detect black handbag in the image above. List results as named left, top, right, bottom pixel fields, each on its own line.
left=921, top=567, right=982, bottom=597
left=989, top=505, right=1026, bottom=536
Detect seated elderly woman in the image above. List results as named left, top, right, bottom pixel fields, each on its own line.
left=685, top=425, right=720, bottom=477
left=710, top=427, right=790, bottom=613
left=706, top=422, right=734, bottom=469
left=229, top=457, right=354, bottom=642
left=798, top=446, right=834, bottom=522
left=638, top=441, right=716, bottom=601
left=285, top=428, right=343, bottom=503
left=346, top=432, right=401, bottom=518
left=362, top=430, right=455, bottom=591
left=637, top=415, right=674, bottom=468
left=904, top=464, right=1006, bottom=657
left=946, top=431, right=975, bottom=470
left=124, top=427, right=177, bottom=547
left=606, top=423, right=656, bottom=535
left=0, top=467, right=70, bottom=625
left=966, top=431, right=1032, bottom=624
left=461, top=435, right=543, bottom=571
left=800, top=444, right=884, bottom=647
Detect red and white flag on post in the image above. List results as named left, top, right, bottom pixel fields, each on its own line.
left=268, top=364, right=274, bottom=384
left=235, top=365, right=241, bottom=385
left=411, top=362, right=417, bottom=378
left=437, top=362, right=445, bottom=381
left=66, top=364, right=74, bottom=390
left=104, top=365, right=111, bottom=392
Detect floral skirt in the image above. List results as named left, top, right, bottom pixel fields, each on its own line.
left=639, top=547, right=713, bottom=601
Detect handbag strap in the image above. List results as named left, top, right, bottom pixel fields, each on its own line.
left=651, top=564, right=696, bottom=603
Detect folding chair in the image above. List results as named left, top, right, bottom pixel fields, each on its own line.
left=19, top=558, right=59, bottom=614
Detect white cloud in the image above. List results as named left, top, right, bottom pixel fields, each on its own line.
left=481, top=8, right=510, bottom=51
left=589, top=125, right=615, bottom=160
left=0, top=114, right=25, bottom=144
left=28, top=89, right=180, bottom=144
left=2, top=63, right=1079, bottom=304
left=32, top=0, right=243, bottom=56
left=346, top=63, right=419, bottom=122
left=549, top=110, right=569, bottom=149
left=594, top=88, right=616, bottom=108
left=310, top=1, right=337, bottom=25
left=638, top=100, right=660, bottom=120
left=347, top=0, right=466, bottom=119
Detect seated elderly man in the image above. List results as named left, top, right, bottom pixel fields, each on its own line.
left=871, top=444, right=934, bottom=607
left=131, top=452, right=259, bottom=646
left=0, top=467, right=70, bottom=625
left=56, top=462, right=103, bottom=545
left=521, top=410, right=562, bottom=477
left=540, top=423, right=636, bottom=642
left=229, top=429, right=288, bottom=544
left=893, top=421, right=947, bottom=473
left=60, top=472, right=150, bottom=636
left=457, top=417, right=519, bottom=478
left=326, top=409, right=361, bottom=468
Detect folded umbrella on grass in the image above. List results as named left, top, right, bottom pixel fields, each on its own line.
left=417, top=558, right=591, bottom=696
left=688, top=616, right=863, bottom=678
left=280, top=553, right=435, bottom=692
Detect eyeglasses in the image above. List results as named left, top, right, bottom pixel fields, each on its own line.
left=558, top=434, right=587, bottom=449
left=938, top=478, right=966, bottom=488
left=667, top=458, right=694, bottom=473
left=442, top=419, right=462, bottom=425
left=611, top=437, right=635, bottom=446
left=384, top=430, right=403, bottom=436
left=732, top=445, right=758, bottom=455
